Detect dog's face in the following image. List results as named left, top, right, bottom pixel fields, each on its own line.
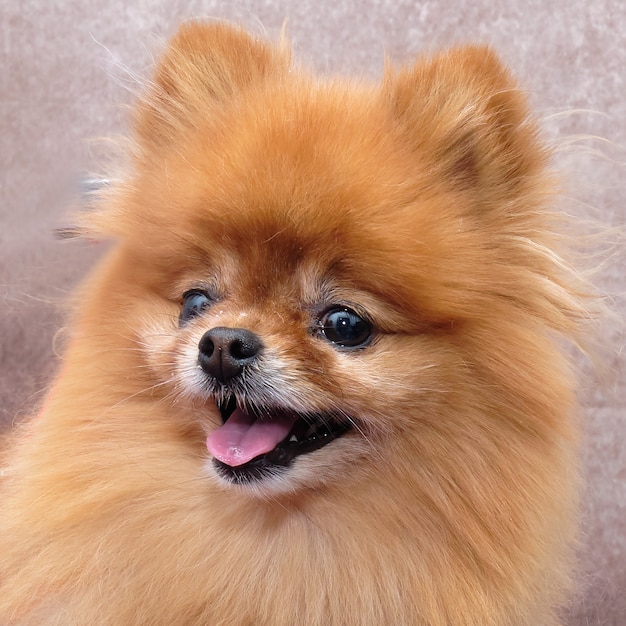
left=122, top=105, right=460, bottom=495
left=81, top=23, right=557, bottom=497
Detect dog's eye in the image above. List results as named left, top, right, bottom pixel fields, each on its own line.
left=319, top=307, right=371, bottom=348
left=180, top=290, right=212, bottom=325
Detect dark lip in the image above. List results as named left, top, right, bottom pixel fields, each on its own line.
left=213, top=394, right=353, bottom=484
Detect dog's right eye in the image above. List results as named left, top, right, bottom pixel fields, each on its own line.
left=180, top=290, right=212, bottom=325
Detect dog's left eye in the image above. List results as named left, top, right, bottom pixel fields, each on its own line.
left=319, top=306, right=371, bottom=348
left=180, top=290, right=212, bottom=325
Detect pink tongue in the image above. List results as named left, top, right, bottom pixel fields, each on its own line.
left=207, top=408, right=299, bottom=467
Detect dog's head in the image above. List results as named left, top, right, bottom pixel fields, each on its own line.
left=77, top=22, right=580, bottom=496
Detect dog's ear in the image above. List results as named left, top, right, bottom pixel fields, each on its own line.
left=135, top=21, right=290, bottom=149
left=384, top=46, right=548, bottom=207
left=67, top=23, right=290, bottom=241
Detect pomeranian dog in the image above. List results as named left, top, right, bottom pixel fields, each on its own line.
left=1, top=21, right=593, bottom=625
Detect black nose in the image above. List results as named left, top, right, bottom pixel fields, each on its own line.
left=198, top=327, right=263, bottom=383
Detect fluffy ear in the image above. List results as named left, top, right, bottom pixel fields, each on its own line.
left=135, top=21, right=290, bottom=148
left=384, top=46, right=547, bottom=205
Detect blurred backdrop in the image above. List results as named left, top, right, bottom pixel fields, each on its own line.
left=1, top=1, right=624, bottom=623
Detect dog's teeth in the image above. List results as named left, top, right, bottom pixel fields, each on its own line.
left=289, top=435, right=299, bottom=443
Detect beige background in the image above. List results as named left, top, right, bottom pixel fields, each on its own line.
left=1, top=1, right=624, bottom=623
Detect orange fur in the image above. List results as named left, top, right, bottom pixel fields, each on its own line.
left=0, top=22, right=594, bottom=625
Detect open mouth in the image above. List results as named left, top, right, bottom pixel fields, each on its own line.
left=207, top=395, right=353, bottom=484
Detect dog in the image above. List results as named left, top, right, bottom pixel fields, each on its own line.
left=0, top=21, right=594, bottom=625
